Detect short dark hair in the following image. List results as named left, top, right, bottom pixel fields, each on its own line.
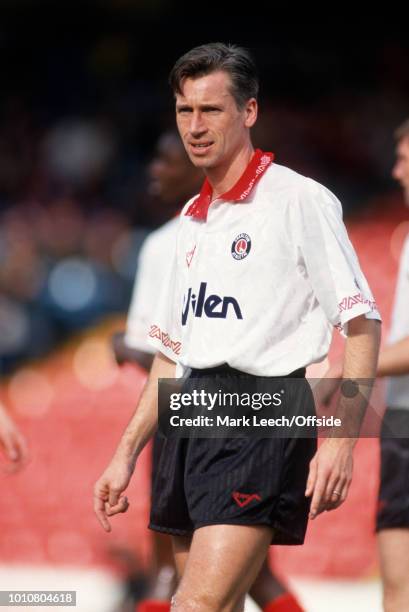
left=169, top=42, right=259, bottom=109
left=395, top=118, right=409, bottom=142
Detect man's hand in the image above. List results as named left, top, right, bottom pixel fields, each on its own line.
left=307, top=317, right=380, bottom=519
left=305, top=438, right=354, bottom=519
left=93, top=456, right=134, bottom=532
left=0, top=405, right=29, bottom=473
left=93, top=352, right=176, bottom=533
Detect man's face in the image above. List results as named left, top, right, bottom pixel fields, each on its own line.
left=175, top=70, right=257, bottom=171
left=148, top=135, right=201, bottom=204
left=392, top=136, right=409, bottom=205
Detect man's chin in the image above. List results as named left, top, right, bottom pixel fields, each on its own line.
left=188, top=155, right=215, bottom=170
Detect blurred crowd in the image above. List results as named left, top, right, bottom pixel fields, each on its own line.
left=0, top=103, right=153, bottom=374
left=0, top=198, right=144, bottom=374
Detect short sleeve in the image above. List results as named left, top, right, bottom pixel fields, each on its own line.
left=292, top=179, right=381, bottom=336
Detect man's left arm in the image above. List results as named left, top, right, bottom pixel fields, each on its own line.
left=306, top=315, right=381, bottom=519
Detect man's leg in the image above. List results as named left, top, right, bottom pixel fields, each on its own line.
left=249, top=559, right=286, bottom=603
left=378, top=529, right=409, bottom=612
left=172, top=534, right=193, bottom=580
left=249, top=559, right=304, bottom=611
left=172, top=524, right=272, bottom=612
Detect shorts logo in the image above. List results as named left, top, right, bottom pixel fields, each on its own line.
left=232, top=491, right=261, bottom=507
left=231, top=233, right=251, bottom=260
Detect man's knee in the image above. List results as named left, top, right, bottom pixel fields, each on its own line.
left=383, top=580, right=409, bottom=612
left=171, top=590, right=244, bottom=612
left=383, top=558, right=409, bottom=612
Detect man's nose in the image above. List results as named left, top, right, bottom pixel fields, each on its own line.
left=190, top=111, right=206, bottom=136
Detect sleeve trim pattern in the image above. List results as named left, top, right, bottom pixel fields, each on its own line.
left=148, top=324, right=181, bottom=356
left=338, top=292, right=378, bottom=315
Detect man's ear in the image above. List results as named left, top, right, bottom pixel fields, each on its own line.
left=244, top=98, right=258, bottom=128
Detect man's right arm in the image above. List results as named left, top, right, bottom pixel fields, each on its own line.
left=93, top=351, right=175, bottom=532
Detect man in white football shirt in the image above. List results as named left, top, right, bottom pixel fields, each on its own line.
left=115, top=131, right=305, bottom=611
left=95, top=43, right=381, bottom=611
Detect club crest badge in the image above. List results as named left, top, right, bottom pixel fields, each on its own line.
left=231, top=233, right=251, bottom=260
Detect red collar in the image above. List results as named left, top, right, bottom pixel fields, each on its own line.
left=185, top=149, right=274, bottom=221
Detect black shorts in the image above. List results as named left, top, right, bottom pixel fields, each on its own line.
left=376, top=407, right=409, bottom=532
left=149, top=365, right=317, bottom=546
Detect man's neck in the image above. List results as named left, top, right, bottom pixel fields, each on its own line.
left=206, top=143, right=255, bottom=200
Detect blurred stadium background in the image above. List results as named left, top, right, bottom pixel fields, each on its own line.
left=0, top=3, right=408, bottom=610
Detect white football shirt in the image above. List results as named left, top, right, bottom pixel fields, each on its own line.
left=386, top=234, right=409, bottom=409
left=125, top=216, right=179, bottom=353
left=147, top=149, right=381, bottom=376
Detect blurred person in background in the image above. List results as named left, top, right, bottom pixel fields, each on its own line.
left=112, top=130, right=306, bottom=612
left=322, top=118, right=409, bottom=612
left=113, top=130, right=202, bottom=367
left=373, top=119, right=409, bottom=612
left=112, top=129, right=202, bottom=611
